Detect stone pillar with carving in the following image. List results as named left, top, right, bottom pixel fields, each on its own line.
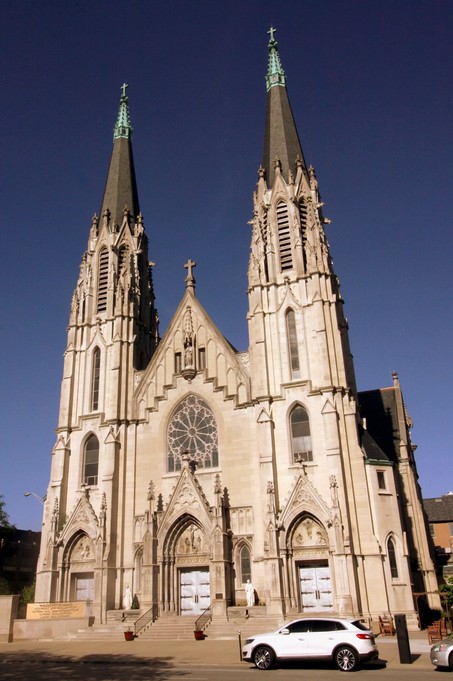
left=210, top=475, right=230, bottom=618
left=264, top=481, right=285, bottom=616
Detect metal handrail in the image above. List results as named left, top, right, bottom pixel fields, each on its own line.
left=133, top=604, right=158, bottom=636
left=194, top=605, right=212, bottom=632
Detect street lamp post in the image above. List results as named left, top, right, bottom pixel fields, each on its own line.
left=23, top=492, right=45, bottom=505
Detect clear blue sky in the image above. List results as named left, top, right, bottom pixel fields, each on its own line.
left=2, top=0, right=452, bottom=531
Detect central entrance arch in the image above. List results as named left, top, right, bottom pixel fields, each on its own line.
left=161, top=514, right=211, bottom=615
left=286, top=514, right=333, bottom=613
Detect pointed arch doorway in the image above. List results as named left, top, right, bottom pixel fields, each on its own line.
left=161, top=516, right=211, bottom=616
left=288, top=515, right=333, bottom=613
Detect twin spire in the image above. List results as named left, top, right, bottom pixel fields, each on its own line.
left=261, top=26, right=307, bottom=186
left=101, top=29, right=307, bottom=227
left=100, top=83, right=139, bottom=228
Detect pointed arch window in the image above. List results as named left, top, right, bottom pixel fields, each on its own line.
left=240, top=545, right=252, bottom=584
left=387, top=537, right=399, bottom=579
left=290, top=405, right=312, bottom=463
left=91, top=347, right=101, bottom=411
left=167, top=394, right=219, bottom=472
left=84, top=435, right=99, bottom=486
left=276, top=201, right=293, bottom=271
left=286, top=309, right=300, bottom=379
left=97, top=248, right=109, bottom=312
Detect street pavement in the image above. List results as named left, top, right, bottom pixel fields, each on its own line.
left=0, top=630, right=434, bottom=670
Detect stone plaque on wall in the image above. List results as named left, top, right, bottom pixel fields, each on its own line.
left=26, top=601, right=86, bottom=620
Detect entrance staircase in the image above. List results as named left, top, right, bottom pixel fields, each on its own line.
left=70, top=606, right=283, bottom=641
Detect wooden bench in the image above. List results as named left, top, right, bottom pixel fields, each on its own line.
left=379, top=615, right=395, bottom=636
left=427, top=621, right=443, bottom=644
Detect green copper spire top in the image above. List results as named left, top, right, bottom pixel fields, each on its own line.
left=265, top=26, right=286, bottom=92
left=113, top=83, right=133, bottom=140
left=100, top=84, right=140, bottom=226
left=261, top=28, right=307, bottom=186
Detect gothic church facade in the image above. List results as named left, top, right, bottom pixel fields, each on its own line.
left=35, top=32, right=438, bottom=629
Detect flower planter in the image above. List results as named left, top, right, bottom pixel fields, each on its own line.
left=124, top=630, right=134, bottom=641
left=194, top=630, right=204, bottom=640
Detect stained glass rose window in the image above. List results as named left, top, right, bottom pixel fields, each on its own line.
left=167, top=394, right=219, bottom=471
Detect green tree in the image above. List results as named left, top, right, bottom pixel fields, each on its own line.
left=0, top=577, right=11, bottom=595
left=439, top=576, right=453, bottom=609
left=22, top=581, right=35, bottom=605
left=0, top=495, right=14, bottom=529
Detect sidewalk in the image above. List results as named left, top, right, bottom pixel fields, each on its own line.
left=0, top=632, right=433, bottom=669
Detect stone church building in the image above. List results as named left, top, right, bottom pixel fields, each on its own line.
left=35, top=31, right=439, bottom=629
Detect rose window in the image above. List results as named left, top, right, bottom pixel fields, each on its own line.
left=167, top=394, right=219, bottom=471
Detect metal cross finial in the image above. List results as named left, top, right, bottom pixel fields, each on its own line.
left=121, top=83, right=128, bottom=98
left=184, top=258, right=196, bottom=289
left=268, top=26, right=276, bottom=41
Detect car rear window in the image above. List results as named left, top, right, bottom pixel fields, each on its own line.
left=351, top=620, right=369, bottom=631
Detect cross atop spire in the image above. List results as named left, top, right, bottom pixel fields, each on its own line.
left=114, top=82, right=133, bottom=140
left=184, top=259, right=196, bottom=291
left=266, top=26, right=286, bottom=92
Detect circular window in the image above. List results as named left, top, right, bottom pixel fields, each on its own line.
left=167, top=395, right=218, bottom=471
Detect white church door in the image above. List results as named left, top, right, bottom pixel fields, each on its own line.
left=74, top=573, right=94, bottom=601
left=299, top=563, right=333, bottom=612
left=180, top=568, right=210, bottom=615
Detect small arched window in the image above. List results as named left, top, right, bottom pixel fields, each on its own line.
left=84, top=435, right=99, bottom=486
left=97, top=248, right=109, bottom=313
left=286, top=310, right=300, bottom=379
left=290, top=405, right=312, bottom=463
left=91, top=348, right=101, bottom=411
left=387, top=537, right=398, bottom=579
left=240, top=545, right=251, bottom=584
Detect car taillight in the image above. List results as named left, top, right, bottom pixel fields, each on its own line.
left=356, top=633, right=373, bottom=640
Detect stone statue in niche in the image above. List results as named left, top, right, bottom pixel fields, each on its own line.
left=245, top=579, right=255, bottom=606
left=123, top=585, right=133, bottom=610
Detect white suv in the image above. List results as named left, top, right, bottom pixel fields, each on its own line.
left=242, top=616, right=378, bottom=671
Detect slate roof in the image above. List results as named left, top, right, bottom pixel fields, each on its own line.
left=359, top=427, right=390, bottom=462
left=358, top=387, right=400, bottom=463
left=423, top=495, right=453, bottom=523
left=262, top=82, right=307, bottom=186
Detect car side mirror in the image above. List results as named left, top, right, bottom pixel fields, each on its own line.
left=280, top=628, right=290, bottom=635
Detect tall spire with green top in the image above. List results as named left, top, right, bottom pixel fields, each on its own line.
left=265, top=26, right=286, bottom=91
left=100, top=83, right=139, bottom=228
left=114, top=83, right=133, bottom=140
left=261, top=27, right=307, bottom=186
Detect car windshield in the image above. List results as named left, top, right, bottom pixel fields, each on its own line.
left=351, top=619, right=370, bottom=631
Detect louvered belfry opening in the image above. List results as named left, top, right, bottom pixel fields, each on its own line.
left=97, top=248, right=109, bottom=312
left=276, top=201, right=293, bottom=271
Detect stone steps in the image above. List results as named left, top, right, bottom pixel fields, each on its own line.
left=69, top=607, right=285, bottom=641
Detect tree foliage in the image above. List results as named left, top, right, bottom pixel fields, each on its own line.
left=439, top=576, right=453, bottom=609
left=0, top=495, right=14, bottom=528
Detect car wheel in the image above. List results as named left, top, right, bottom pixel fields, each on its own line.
left=334, top=646, right=359, bottom=672
left=449, top=651, right=453, bottom=670
left=253, top=645, right=276, bottom=670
